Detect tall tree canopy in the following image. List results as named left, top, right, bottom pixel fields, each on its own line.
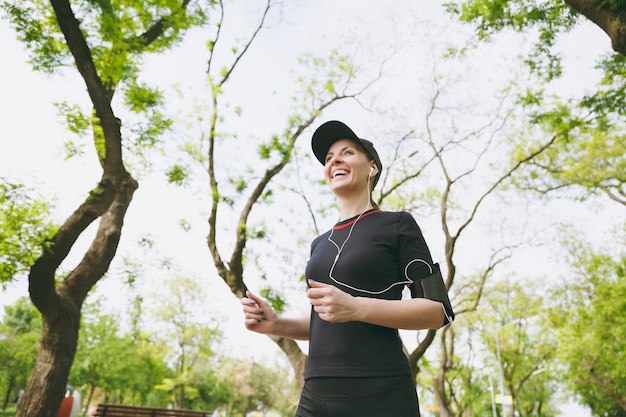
left=1, top=0, right=212, bottom=416
left=446, top=0, right=626, bottom=57
left=446, top=0, right=626, bottom=207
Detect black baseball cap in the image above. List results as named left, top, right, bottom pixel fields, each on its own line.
left=311, top=120, right=383, bottom=188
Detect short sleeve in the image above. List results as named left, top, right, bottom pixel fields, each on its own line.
left=396, top=212, right=433, bottom=279
left=397, top=212, right=455, bottom=326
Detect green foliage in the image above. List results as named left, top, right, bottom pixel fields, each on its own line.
left=230, top=177, right=247, bottom=193
left=166, top=164, right=189, bottom=186
left=86, top=183, right=106, bottom=202
left=259, top=286, right=286, bottom=315
left=63, top=293, right=295, bottom=412
left=2, top=0, right=211, bottom=169
left=214, top=358, right=297, bottom=416
left=55, top=102, right=91, bottom=136
left=155, top=376, right=200, bottom=404
left=511, top=89, right=626, bottom=202
left=595, top=0, right=626, bottom=12
left=295, top=50, right=355, bottom=100
left=0, top=180, right=56, bottom=285
left=128, top=110, right=172, bottom=149
left=2, top=0, right=211, bottom=77
left=444, top=0, right=578, bottom=80
left=550, top=241, right=626, bottom=415
left=583, top=53, right=626, bottom=116
left=123, top=80, right=173, bottom=160
left=123, top=81, right=164, bottom=112
left=258, top=134, right=288, bottom=161
left=445, top=0, right=626, bottom=206
left=92, top=113, right=107, bottom=160
left=416, top=324, right=499, bottom=416
left=70, top=302, right=170, bottom=406
left=1, top=1, right=69, bottom=72
left=0, top=298, right=42, bottom=406
left=247, top=222, right=268, bottom=240
left=148, top=275, right=222, bottom=408
left=439, top=277, right=559, bottom=416
left=190, top=366, right=233, bottom=412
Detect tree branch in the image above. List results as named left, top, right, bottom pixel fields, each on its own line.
left=565, top=0, right=626, bottom=55
left=49, top=0, right=123, bottom=174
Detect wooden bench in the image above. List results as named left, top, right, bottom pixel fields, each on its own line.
left=93, top=403, right=212, bottom=417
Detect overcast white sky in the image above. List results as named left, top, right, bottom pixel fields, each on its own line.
left=2, top=1, right=620, bottom=415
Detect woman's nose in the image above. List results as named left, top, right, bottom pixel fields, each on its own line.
left=327, top=154, right=342, bottom=165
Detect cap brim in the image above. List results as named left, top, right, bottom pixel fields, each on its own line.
left=311, top=121, right=360, bottom=164
left=311, top=120, right=383, bottom=189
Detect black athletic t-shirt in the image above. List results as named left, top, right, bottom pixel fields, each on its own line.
left=304, top=209, right=436, bottom=379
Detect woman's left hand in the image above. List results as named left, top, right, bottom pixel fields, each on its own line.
left=307, top=280, right=359, bottom=323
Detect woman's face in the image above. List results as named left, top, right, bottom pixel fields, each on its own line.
left=324, top=139, right=375, bottom=195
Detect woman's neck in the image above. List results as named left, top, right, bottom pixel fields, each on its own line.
left=337, top=194, right=373, bottom=221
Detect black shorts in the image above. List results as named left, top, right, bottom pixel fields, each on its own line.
left=295, top=375, right=420, bottom=417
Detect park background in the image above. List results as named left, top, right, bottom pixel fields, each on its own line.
left=1, top=0, right=625, bottom=416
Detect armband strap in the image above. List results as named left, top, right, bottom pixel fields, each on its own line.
left=409, top=263, right=455, bottom=326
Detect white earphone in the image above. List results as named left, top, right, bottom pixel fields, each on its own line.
left=370, top=167, right=375, bottom=177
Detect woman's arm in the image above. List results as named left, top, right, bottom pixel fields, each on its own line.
left=241, top=291, right=311, bottom=340
left=307, top=280, right=445, bottom=330
left=353, top=296, right=445, bottom=330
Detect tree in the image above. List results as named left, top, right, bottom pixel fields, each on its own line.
left=480, top=280, right=558, bottom=417
left=176, top=354, right=233, bottom=412
left=439, top=6, right=626, bottom=409
left=69, top=303, right=169, bottom=409
left=1, top=1, right=211, bottom=415
left=368, top=45, right=572, bottom=414
left=446, top=0, right=626, bottom=207
left=0, top=298, right=41, bottom=410
left=509, top=60, right=626, bottom=207
left=149, top=275, right=222, bottom=409
left=414, top=277, right=559, bottom=417
left=213, top=357, right=297, bottom=416
left=445, top=0, right=626, bottom=57
left=550, top=235, right=626, bottom=414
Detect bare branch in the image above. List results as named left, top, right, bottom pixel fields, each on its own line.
left=217, top=0, right=273, bottom=87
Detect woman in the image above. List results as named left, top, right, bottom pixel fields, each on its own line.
left=240, top=120, right=454, bottom=417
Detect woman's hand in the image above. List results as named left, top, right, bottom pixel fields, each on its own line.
left=307, top=280, right=359, bottom=323
left=309, top=281, right=446, bottom=330
left=240, top=291, right=277, bottom=334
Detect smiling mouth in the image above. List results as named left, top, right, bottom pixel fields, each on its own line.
left=332, top=169, right=349, bottom=178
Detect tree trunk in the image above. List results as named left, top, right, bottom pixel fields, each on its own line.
left=433, top=370, right=451, bottom=417
left=271, top=336, right=307, bottom=392
left=408, top=329, right=437, bottom=380
left=178, top=383, right=184, bottom=409
left=565, top=0, right=626, bottom=55
left=15, top=295, right=80, bottom=417
left=433, top=326, right=455, bottom=417
left=83, top=385, right=96, bottom=417
left=14, top=4, right=139, bottom=413
left=16, top=174, right=137, bottom=417
left=2, top=376, right=15, bottom=410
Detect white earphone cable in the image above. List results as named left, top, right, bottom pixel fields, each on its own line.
left=326, top=172, right=428, bottom=295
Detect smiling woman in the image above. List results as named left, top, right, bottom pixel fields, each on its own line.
left=240, top=120, right=454, bottom=417
left=314, top=120, right=383, bottom=213
left=323, top=139, right=376, bottom=206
